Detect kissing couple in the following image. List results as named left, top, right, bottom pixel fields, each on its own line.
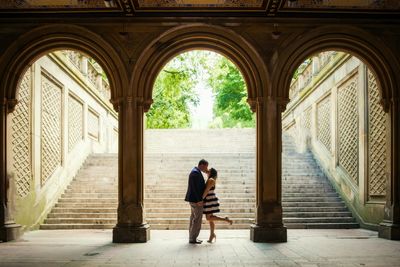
left=184, top=159, right=233, bottom=244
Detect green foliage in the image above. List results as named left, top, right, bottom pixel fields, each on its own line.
left=146, top=51, right=255, bottom=129
left=146, top=53, right=200, bottom=128
left=208, top=57, right=255, bottom=128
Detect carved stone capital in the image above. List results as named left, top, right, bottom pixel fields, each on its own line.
left=380, top=97, right=400, bottom=113
left=110, top=97, right=123, bottom=112
left=247, top=97, right=257, bottom=112
left=276, top=97, right=290, bottom=113
left=380, top=98, right=391, bottom=113
left=1, top=98, right=18, bottom=114
left=143, top=99, right=153, bottom=112
left=251, top=96, right=289, bottom=112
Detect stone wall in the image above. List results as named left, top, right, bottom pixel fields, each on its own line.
left=6, top=51, right=118, bottom=231
left=282, top=52, right=389, bottom=230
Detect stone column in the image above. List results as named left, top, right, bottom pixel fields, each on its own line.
left=0, top=98, right=21, bottom=242
left=113, top=96, right=150, bottom=243
left=250, top=97, right=287, bottom=242
left=379, top=97, right=400, bottom=240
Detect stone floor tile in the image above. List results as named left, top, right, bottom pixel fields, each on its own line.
left=0, top=229, right=399, bottom=267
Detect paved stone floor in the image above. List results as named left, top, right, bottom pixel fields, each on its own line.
left=0, top=229, right=399, bottom=267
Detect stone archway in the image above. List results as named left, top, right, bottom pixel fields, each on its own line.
left=272, top=26, right=400, bottom=240
left=0, top=24, right=127, bottom=242
left=112, top=23, right=288, bottom=243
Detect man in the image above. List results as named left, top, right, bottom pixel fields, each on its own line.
left=185, top=159, right=208, bottom=244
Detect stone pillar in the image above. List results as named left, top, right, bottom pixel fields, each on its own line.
left=379, top=97, right=400, bottom=240
left=0, top=98, right=22, bottom=242
left=250, top=97, right=287, bottom=242
left=113, top=96, right=150, bottom=243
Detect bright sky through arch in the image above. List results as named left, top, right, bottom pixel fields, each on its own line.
left=189, top=50, right=223, bottom=129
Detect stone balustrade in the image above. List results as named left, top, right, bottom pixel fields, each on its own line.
left=289, top=51, right=340, bottom=100
left=62, top=50, right=111, bottom=101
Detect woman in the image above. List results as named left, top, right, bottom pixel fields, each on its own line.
left=202, top=168, right=233, bottom=243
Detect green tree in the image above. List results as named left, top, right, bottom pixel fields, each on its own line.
left=208, top=57, right=255, bottom=128
left=146, top=53, right=200, bottom=128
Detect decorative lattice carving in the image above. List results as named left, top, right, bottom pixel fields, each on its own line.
left=11, top=69, right=32, bottom=198
left=338, top=75, right=359, bottom=184
left=302, top=107, right=312, bottom=131
left=88, top=109, right=100, bottom=141
left=317, top=96, right=331, bottom=152
left=368, top=70, right=387, bottom=197
left=68, top=95, right=83, bottom=152
left=41, top=74, right=62, bottom=185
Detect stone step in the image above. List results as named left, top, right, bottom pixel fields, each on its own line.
left=282, top=206, right=348, bottom=212
left=283, top=217, right=356, bottom=223
left=145, top=185, right=256, bottom=190
left=144, top=203, right=255, bottom=209
left=69, top=182, right=118, bottom=187
left=57, top=198, right=118, bottom=203
left=148, top=224, right=250, bottom=230
left=145, top=208, right=255, bottom=213
left=144, top=198, right=255, bottom=203
left=40, top=224, right=114, bottom=230
left=146, top=218, right=254, bottom=225
left=145, top=212, right=253, bottom=219
left=282, top=211, right=353, bottom=218
left=62, top=193, right=118, bottom=198
left=55, top=203, right=118, bottom=208
left=44, top=218, right=117, bottom=224
left=144, top=188, right=255, bottom=194
left=65, top=189, right=117, bottom=194
left=281, top=197, right=342, bottom=202
left=282, top=192, right=338, bottom=197
left=144, top=193, right=254, bottom=198
left=48, top=213, right=116, bottom=219
left=51, top=208, right=117, bottom=213
left=282, top=201, right=346, bottom=207
left=284, top=222, right=360, bottom=229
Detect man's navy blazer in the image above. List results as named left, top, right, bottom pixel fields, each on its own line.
left=185, top=167, right=205, bottom=203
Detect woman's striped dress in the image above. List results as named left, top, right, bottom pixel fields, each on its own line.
left=203, top=185, right=220, bottom=214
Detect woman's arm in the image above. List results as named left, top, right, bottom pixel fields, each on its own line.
left=202, top=178, right=215, bottom=199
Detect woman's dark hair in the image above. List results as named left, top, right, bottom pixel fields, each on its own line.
left=209, top=168, right=218, bottom=179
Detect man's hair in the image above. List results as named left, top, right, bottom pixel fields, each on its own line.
left=198, top=159, right=208, bottom=166
left=209, top=168, right=218, bottom=179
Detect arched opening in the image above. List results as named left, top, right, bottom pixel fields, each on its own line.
left=0, top=25, right=127, bottom=241
left=116, top=24, right=286, bottom=243
left=5, top=48, right=119, bottom=233
left=281, top=50, right=390, bottom=230
left=143, top=49, right=256, bottom=231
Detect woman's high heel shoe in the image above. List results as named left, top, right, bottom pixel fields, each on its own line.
left=225, top=217, right=233, bottom=225
left=207, top=234, right=216, bottom=243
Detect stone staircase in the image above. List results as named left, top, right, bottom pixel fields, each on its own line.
left=281, top=134, right=358, bottom=229
left=40, top=129, right=358, bottom=230
left=40, top=154, right=118, bottom=229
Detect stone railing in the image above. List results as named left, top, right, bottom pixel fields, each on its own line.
left=62, top=50, right=111, bottom=101
left=289, top=51, right=340, bottom=100
left=283, top=54, right=389, bottom=229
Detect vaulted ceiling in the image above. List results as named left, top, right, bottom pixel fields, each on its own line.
left=0, top=0, right=399, bottom=16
